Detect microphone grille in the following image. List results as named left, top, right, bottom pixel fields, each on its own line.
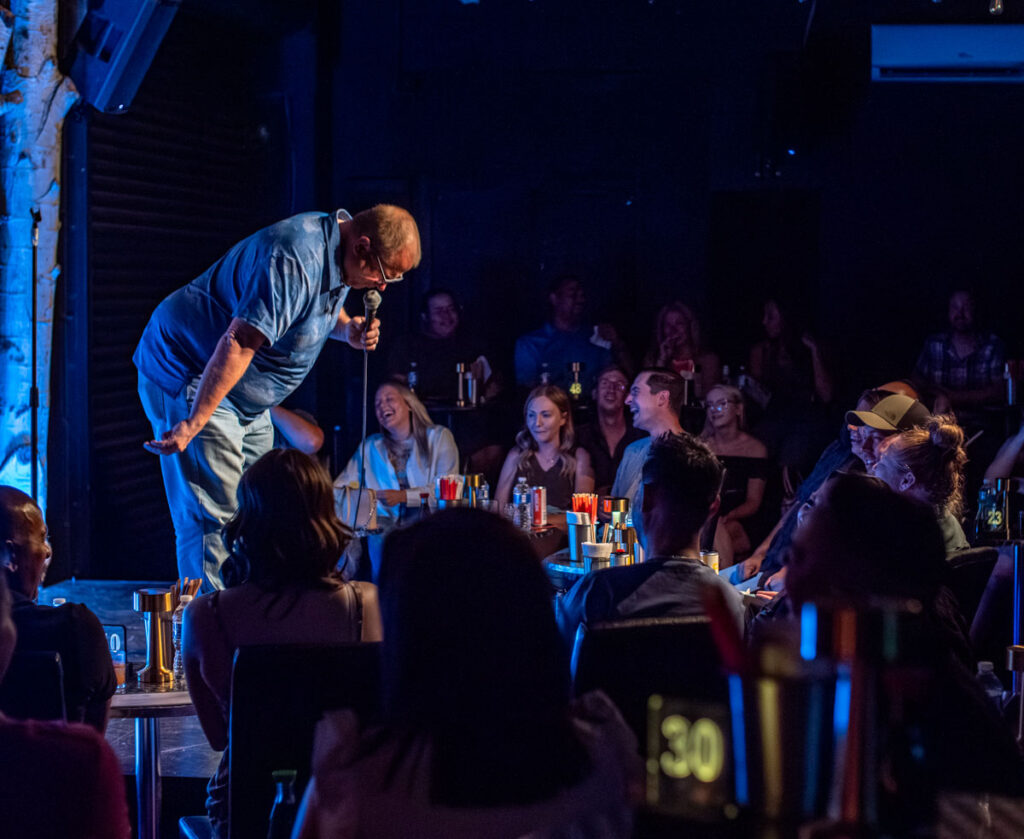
left=363, top=289, right=382, bottom=310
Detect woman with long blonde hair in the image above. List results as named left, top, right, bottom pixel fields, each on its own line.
left=495, top=385, right=594, bottom=510
left=334, top=381, right=459, bottom=576
left=642, top=301, right=721, bottom=400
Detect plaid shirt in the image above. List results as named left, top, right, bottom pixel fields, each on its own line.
left=914, top=331, right=1005, bottom=391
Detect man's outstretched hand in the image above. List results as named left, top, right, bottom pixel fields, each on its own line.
left=144, top=419, right=198, bottom=456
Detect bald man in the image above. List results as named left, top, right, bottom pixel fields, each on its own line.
left=134, top=205, right=421, bottom=589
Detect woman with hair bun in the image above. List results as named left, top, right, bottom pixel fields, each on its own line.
left=872, top=415, right=970, bottom=555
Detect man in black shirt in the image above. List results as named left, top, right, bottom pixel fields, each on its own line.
left=556, top=433, right=745, bottom=648
left=0, top=486, right=115, bottom=731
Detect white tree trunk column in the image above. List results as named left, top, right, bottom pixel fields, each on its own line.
left=0, top=0, right=79, bottom=508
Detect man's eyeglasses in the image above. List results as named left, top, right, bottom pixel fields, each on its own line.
left=376, top=253, right=404, bottom=284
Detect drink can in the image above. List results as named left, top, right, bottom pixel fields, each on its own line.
left=700, top=550, right=720, bottom=573
left=531, top=486, right=547, bottom=527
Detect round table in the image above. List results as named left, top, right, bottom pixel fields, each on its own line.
left=111, top=682, right=195, bottom=839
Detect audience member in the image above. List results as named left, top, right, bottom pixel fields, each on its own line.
left=0, top=486, right=116, bottom=732
left=700, top=383, right=772, bottom=556
left=386, top=288, right=497, bottom=403
left=733, top=388, right=930, bottom=588
left=495, top=385, right=595, bottom=509
left=780, top=472, right=1023, bottom=809
left=556, top=433, right=745, bottom=649
left=293, top=509, right=641, bottom=838
left=0, top=569, right=131, bottom=839
left=574, top=366, right=645, bottom=496
left=184, top=448, right=382, bottom=837
left=984, top=418, right=1024, bottom=482
left=872, top=415, right=970, bottom=555
left=335, top=382, right=458, bottom=576
left=642, top=301, right=721, bottom=400
left=609, top=369, right=686, bottom=550
left=747, top=298, right=834, bottom=475
left=514, top=275, right=628, bottom=396
left=913, top=290, right=1005, bottom=413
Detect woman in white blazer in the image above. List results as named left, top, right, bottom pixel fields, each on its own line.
left=335, top=381, right=458, bottom=576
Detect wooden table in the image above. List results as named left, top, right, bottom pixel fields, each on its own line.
left=111, top=682, right=196, bottom=839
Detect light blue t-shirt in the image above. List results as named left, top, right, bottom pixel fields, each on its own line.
left=610, top=436, right=652, bottom=551
left=134, top=211, right=350, bottom=419
left=513, top=323, right=611, bottom=393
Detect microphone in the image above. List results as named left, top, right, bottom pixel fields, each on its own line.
left=363, top=289, right=382, bottom=325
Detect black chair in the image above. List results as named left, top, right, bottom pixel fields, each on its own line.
left=227, top=642, right=382, bottom=839
left=570, top=616, right=728, bottom=744
left=947, top=546, right=999, bottom=628
left=0, top=650, right=66, bottom=722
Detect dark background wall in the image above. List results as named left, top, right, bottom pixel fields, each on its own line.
left=318, top=0, right=1024, bottom=408
left=56, top=0, right=1024, bottom=578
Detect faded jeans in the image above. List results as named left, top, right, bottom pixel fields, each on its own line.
left=138, top=374, right=273, bottom=591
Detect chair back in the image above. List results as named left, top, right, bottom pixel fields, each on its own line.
left=571, top=616, right=727, bottom=743
left=947, top=546, right=999, bottom=627
left=228, top=642, right=382, bottom=839
left=0, top=650, right=66, bottom=722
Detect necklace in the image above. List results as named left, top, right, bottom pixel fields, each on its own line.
left=536, top=450, right=560, bottom=470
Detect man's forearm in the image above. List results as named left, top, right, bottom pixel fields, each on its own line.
left=187, top=322, right=262, bottom=432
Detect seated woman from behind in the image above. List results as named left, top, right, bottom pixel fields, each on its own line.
left=871, top=414, right=970, bottom=556
left=700, top=384, right=771, bottom=557
left=294, top=509, right=641, bottom=838
left=184, top=449, right=382, bottom=838
left=495, top=385, right=594, bottom=510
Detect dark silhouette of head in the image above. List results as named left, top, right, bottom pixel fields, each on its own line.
left=221, top=449, right=350, bottom=589
left=641, top=433, right=723, bottom=555
left=378, top=508, right=587, bottom=805
left=786, top=472, right=947, bottom=609
left=0, top=486, right=51, bottom=600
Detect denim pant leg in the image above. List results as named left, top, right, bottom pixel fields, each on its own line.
left=138, top=374, right=271, bottom=590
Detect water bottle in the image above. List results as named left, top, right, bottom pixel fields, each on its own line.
left=513, top=477, right=532, bottom=531
left=539, top=362, right=551, bottom=385
left=478, top=481, right=490, bottom=509
left=267, top=769, right=298, bottom=839
left=408, top=361, right=418, bottom=394
left=171, top=594, right=193, bottom=686
left=977, top=661, right=1004, bottom=707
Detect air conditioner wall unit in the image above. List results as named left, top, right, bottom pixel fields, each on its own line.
left=872, top=24, right=1024, bottom=83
